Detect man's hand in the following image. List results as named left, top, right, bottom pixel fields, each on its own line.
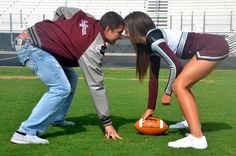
left=105, top=125, right=123, bottom=140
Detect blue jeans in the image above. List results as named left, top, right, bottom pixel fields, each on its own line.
left=15, top=40, right=78, bottom=135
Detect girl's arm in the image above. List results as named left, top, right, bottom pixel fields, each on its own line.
left=147, top=29, right=183, bottom=95
left=147, top=56, right=161, bottom=110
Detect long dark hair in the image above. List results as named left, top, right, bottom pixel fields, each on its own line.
left=124, top=12, right=155, bottom=81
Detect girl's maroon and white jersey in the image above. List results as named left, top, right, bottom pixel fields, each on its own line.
left=158, top=29, right=183, bottom=54
left=146, top=28, right=229, bottom=109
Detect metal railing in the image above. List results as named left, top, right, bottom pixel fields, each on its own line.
left=1, top=11, right=235, bottom=33
left=0, top=11, right=52, bottom=33
left=0, top=11, right=236, bottom=44
left=168, top=11, right=235, bottom=35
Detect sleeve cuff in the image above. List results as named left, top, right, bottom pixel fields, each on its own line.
left=101, top=116, right=112, bottom=127
left=165, top=90, right=172, bottom=95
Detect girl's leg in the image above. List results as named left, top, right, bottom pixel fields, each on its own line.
left=169, top=90, right=195, bottom=129
left=168, top=56, right=222, bottom=149
left=172, top=56, right=221, bottom=137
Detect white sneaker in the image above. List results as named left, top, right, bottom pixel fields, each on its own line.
left=169, top=120, right=189, bottom=129
left=168, top=133, right=208, bottom=149
left=11, top=131, right=49, bottom=144
left=51, top=120, right=75, bottom=127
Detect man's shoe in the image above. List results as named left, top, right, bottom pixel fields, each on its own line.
left=169, top=120, right=189, bottom=129
left=51, top=120, right=75, bottom=127
left=168, top=133, right=208, bottom=149
left=10, top=131, right=49, bottom=144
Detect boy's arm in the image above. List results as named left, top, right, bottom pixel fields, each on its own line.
left=53, top=6, right=95, bottom=20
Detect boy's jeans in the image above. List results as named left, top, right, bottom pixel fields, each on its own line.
left=15, top=39, right=78, bottom=135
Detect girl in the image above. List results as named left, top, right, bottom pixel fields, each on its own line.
left=124, top=11, right=229, bottom=149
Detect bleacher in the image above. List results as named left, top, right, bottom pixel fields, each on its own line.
left=1, top=0, right=236, bottom=33
left=0, top=0, right=236, bottom=43
left=147, top=0, right=168, bottom=28
left=0, top=0, right=235, bottom=56
left=0, top=0, right=146, bottom=32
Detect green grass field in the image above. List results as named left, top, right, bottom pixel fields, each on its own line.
left=0, top=67, right=235, bottom=156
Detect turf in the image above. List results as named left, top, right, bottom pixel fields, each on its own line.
left=0, top=67, right=235, bottom=156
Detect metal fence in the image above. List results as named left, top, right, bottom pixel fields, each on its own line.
left=0, top=12, right=53, bottom=33
left=168, top=11, right=236, bottom=35
left=0, top=10, right=236, bottom=55
left=1, top=11, right=236, bottom=33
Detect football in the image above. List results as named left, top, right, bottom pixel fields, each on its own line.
left=134, top=117, right=168, bottom=135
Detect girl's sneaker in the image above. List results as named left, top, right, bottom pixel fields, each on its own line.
left=169, top=120, right=189, bottom=129
left=168, top=133, right=207, bottom=149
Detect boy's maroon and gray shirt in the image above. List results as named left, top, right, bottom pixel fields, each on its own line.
left=26, top=7, right=112, bottom=126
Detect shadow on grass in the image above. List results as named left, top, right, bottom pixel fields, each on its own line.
left=44, top=113, right=136, bottom=138
left=44, top=116, right=232, bottom=138
left=166, top=120, right=233, bottom=135
left=201, top=122, right=233, bottom=132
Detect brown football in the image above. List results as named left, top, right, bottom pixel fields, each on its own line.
left=134, top=117, right=168, bottom=135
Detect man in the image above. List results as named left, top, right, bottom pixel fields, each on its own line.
left=11, top=6, right=124, bottom=144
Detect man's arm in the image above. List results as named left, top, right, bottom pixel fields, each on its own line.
left=53, top=6, right=81, bottom=20
left=53, top=6, right=96, bottom=21
left=78, top=35, right=111, bottom=127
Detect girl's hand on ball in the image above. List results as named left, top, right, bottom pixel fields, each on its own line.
left=142, top=109, right=154, bottom=121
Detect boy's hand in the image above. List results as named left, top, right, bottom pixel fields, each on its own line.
left=105, top=125, right=123, bottom=139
